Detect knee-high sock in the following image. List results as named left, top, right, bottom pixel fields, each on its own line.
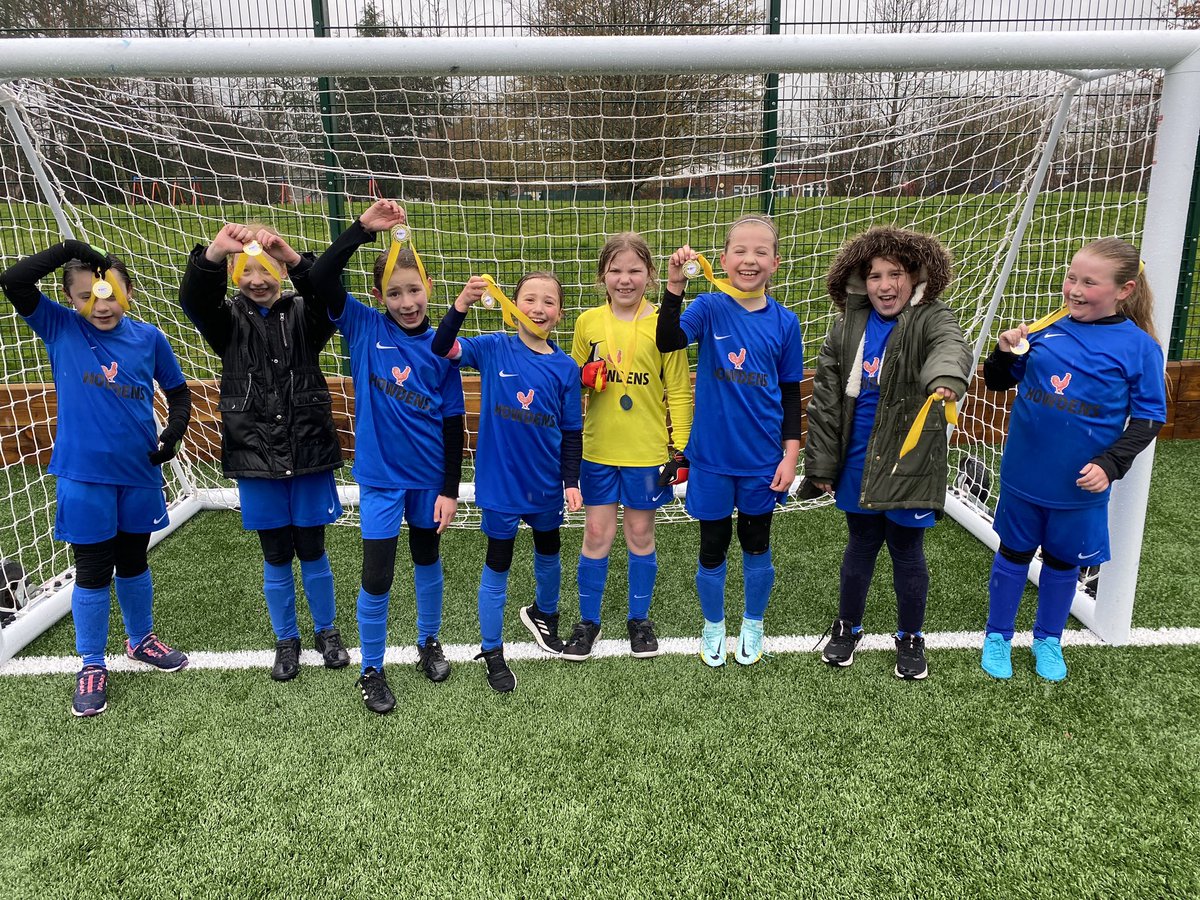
left=478, top=564, right=510, bottom=651
left=576, top=555, right=608, bottom=626
left=986, top=554, right=1029, bottom=640
left=114, top=569, right=153, bottom=648
left=696, top=560, right=727, bottom=624
left=1035, top=564, right=1080, bottom=641
left=413, top=560, right=444, bottom=644
left=300, top=554, right=336, bottom=633
left=356, top=588, right=389, bottom=673
left=627, top=550, right=657, bottom=621
left=72, top=584, right=111, bottom=668
left=742, top=550, right=774, bottom=621
left=534, top=551, right=560, bottom=616
left=263, top=561, right=299, bottom=641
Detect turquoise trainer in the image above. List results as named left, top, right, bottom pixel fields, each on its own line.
left=734, top=617, right=764, bottom=666
left=981, top=632, right=1013, bottom=679
left=699, top=619, right=726, bottom=668
left=1031, top=636, right=1067, bottom=682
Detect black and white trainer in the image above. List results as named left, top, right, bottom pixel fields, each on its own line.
left=474, top=646, right=516, bottom=693
left=416, top=636, right=451, bottom=683
left=356, top=667, right=396, bottom=714
left=519, top=603, right=564, bottom=655
left=894, top=633, right=929, bottom=680
left=314, top=627, right=350, bottom=669
left=821, top=618, right=862, bottom=668
left=562, top=621, right=602, bottom=662
left=627, top=618, right=660, bottom=659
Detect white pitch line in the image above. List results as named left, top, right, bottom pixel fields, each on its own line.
left=3, top=626, right=1200, bottom=677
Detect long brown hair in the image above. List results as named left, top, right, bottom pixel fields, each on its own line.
left=1079, top=237, right=1158, bottom=343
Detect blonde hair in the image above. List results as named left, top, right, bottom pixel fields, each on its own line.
left=724, top=214, right=779, bottom=254
left=515, top=270, right=563, bottom=307
left=596, top=232, right=657, bottom=296
left=1078, top=237, right=1158, bottom=343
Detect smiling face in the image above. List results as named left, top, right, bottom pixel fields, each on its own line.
left=1062, top=250, right=1134, bottom=323
left=515, top=274, right=563, bottom=336
left=232, top=252, right=284, bottom=308
left=64, top=269, right=130, bottom=331
left=602, top=248, right=650, bottom=314
left=719, top=220, right=780, bottom=295
left=864, top=256, right=916, bottom=319
left=373, top=264, right=430, bottom=329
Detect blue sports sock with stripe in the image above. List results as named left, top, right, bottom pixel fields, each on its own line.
left=986, top=554, right=1029, bottom=641
left=534, top=551, right=560, bottom=616
left=478, top=564, right=509, bottom=651
left=1034, top=564, right=1080, bottom=641
left=696, top=560, right=727, bottom=624
left=576, top=554, right=608, bottom=626
left=300, top=554, right=336, bottom=634
left=627, top=549, right=656, bottom=621
left=114, top=568, right=153, bottom=648
left=356, top=587, right=390, bottom=673
left=413, top=560, right=444, bottom=644
left=72, top=584, right=111, bottom=668
left=263, top=560, right=300, bottom=641
left=742, top=549, right=774, bottom=621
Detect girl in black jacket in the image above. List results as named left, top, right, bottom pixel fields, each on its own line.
left=180, top=223, right=348, bottom=682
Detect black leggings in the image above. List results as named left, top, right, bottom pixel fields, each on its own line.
left=360, top=527, right=442, bottom=595
left=485, top=528, right=561, bottom=573
left=73, top=531, right=151, bottom=589
left=839, top=512, right=929, bottom=634
left=257, top=524, right=326, bottom=567
left=697, top=513, right=772, bottom=570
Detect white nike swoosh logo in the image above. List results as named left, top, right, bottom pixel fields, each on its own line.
left=714, top=334, right=732, bottom=340
left=914, top=512, right=932, bottom=520
left=499, top=371, right=518, bottom=377
left=1078, top=550, right=1102, bottom=560
left=153, top=513, right=167, bottom=525
left=328, top=506, right=335, bottom=514
left=1044, top=334, right=1067, bottom=339
left=375, top=341, right=397, bottom=349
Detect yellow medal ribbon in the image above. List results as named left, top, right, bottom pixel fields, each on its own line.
left=1011, top=305, right=1070, bottom=355
left=896, top=393, right=959, bottom=465
left=80, top=271, right=129, bottom=317
left=381, top=225, right=430, bottom=297
left=600, top=298, right=648, bottom=403
left=692, top=253, right=765, bottom=302
left=231, top=240, right=282, bottom=285
left=478, top=274, right=549, bottom=340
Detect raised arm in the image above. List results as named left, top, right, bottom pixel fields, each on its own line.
left=0, top=240, right=110, bottom=316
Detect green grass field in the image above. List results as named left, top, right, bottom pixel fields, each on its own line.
left=2, top=441, right=1198, bottom=898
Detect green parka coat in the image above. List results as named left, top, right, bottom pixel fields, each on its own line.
left=804, top=227, right=972, bottom=511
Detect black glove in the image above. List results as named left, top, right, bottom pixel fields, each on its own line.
left=148, top=426, right=184, bottom=466
left=64, top=240, right=114, bottom=275
left=657, top=450, right=689, bottom=487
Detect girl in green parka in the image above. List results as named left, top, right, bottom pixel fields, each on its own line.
left=805, top=226, right=971, bottom=680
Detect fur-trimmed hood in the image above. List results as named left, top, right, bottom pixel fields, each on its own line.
left=827, top=226, right=953, bottom=310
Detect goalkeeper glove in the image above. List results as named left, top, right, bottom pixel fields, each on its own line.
left=657, top=450, right=689, bottom=487
left=148, top=425, right=184, bottom=466
left=581, top=359, right=607, bottom=391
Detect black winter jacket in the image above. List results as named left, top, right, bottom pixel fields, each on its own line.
left=179, top=246, right=342, bottom=479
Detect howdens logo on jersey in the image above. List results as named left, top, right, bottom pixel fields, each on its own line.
left=715, top=347, right=769, bottom=387
left=1021, top=380, right=1100, bottom=418
left=1050, top=372, right=1072, bottom=395
left=81, top=365, right=146, bottom=400
left=370, top=371, right=431, bottom=410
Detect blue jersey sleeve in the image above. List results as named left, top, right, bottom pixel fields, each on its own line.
left=439, top=356, right=466, bottom=418
left=22, top=293, right=71, bottom=343
left=332, top=292, right=371, bottom=336
left=778, top=312, right=805, bottom=382
left=1129, top=339, right=1167, bottom=422
left=680, top=292, right=711, bottom=345
left=152, top=329, right=187, bottom=391
left=456, top=333, right=497, bottom=372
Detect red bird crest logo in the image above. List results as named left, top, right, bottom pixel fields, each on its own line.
left=517, top=389, right=535, bottom=410
left=101, top=361, right=118, bottom=383
left=391, top=365, right=410, bottom=386
left=863, top=356, right=881, bottom=377
left=611, top=349, right=623, bottom=365
left=727, top=348, right=747, bottom=370
left=1050, top=372, right=1072, bottom=395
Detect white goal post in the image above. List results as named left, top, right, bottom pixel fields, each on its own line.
left=0, top=31, right=1197, bottom=664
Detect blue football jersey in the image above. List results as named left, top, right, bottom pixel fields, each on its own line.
left=844, top=310, right=897, bottom=471
left=681, top=291, right=805, bottom=476
left=1001, top=316, right=1166, bottom=508
left=456, top=332, right=582, bottom=514
left=24, top=297, right=186, bottom=488
left=335, top=293, right=465, bottom=490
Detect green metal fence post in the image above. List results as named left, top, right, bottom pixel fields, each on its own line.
left=759, top=0, right=781, bottom=217
left=1169, top=130, right=1200, bottom=362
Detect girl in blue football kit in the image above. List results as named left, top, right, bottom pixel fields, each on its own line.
left=981, top=237, right=1166, bottom=682
left=180, top=223, right=349, bottom=683
left=1, top=243, right=192, bottom=717
left=433, top=272, right=583, bottom=693
left=805, top=227, right=971, bottom=681
left=656, top=215, right=805, bottom=668
left=307, top=200, right=465, bottom=715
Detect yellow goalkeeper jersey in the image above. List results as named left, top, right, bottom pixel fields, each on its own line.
left=571, top=302, right=693, bottom=467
